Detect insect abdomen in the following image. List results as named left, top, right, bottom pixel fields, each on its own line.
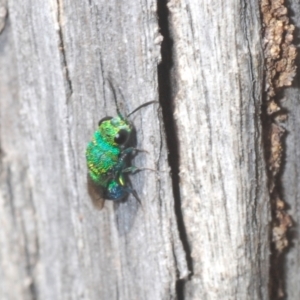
left=86, top=130, right=120, bottom=186
left=104, top=180, right=128, bottom=201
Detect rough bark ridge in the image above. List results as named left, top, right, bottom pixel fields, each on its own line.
left=281, top=1, right=300, bottom=298
left=260, top=0, right=297, bottom=298
left=168, top=0, right=270, bottom=299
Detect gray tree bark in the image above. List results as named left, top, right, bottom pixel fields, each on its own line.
left=282, top=1, right=300, bottom=299
left=0, top=0, right=299, bottom=300
left=0, top=0, right=187, bottom=299
left=168, top=1, right=270, bottom=299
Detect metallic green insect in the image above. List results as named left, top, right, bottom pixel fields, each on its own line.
left=86, top=99, right=157, bottom=209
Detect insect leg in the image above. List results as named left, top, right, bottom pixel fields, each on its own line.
left=112, top=147, right=149, bottom=176
left=121, top=147, right=149, bottom=157
left=124, top=187, right=142, bottom=206
left=122, top=166, right=158, bottom=174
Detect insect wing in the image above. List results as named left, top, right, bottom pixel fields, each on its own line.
left=87, top=174, right=105, bottom=210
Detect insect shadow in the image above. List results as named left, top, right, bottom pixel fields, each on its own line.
left=86, top=78, right=157, bottom=234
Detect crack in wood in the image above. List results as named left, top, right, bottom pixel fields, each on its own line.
left=20, top=213, right=38, bottom=300
left=56, top=0, right=73, bottom=100
left=157, top=0, right=192, bottom=298
left=260, top=0, right=297, bottom=298
left=242, top=5, right=266, bottom=297
left=5, top=166, right=16, bottom=224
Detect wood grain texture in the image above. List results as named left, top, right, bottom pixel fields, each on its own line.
left=4, top=0, right=299, bottom=299
left=167, top=0, right=270, bottom=299
left=0, top=1, right=188, bottom=299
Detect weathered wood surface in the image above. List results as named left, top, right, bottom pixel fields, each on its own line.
left=0, top=0, right=187, bottom=299
left=282, top=1, right=300, bottom=299
left=167, top=0, right=270, bottom=299
left=2, top=0, right=300, bottom=299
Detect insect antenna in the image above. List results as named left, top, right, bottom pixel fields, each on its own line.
left=106, top=77, right=158, bottom=118
left=127, top=101, right=159, bottom=118
left=106, top=77, right=125, bottom=117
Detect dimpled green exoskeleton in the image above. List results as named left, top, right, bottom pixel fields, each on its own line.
left=86, top=116, right=131, bottom=185
left=86, top=99, right=158, bottom=209
left=86, top=113, right=135, bottom=205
